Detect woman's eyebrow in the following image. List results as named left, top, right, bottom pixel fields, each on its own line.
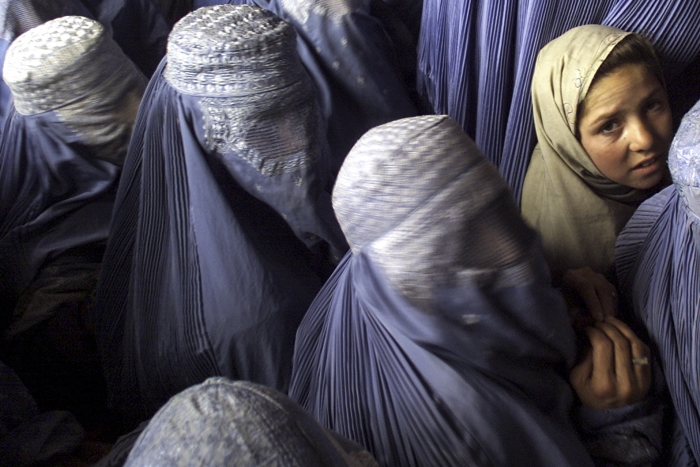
left=586, top=108, right=620, bottom=126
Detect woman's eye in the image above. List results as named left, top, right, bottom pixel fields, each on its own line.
left=646, top=100, right=662, bottom=112
left=600, top=121, right=618, bottom=134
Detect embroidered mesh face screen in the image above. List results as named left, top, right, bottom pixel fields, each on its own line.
left=164, top=5, right=322, bottom=176
left=3, top=15, right=147, bottom=164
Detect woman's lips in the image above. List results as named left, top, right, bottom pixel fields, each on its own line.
left=633, top=155, right=662, bottom=172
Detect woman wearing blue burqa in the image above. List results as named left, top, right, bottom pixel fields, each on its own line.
left=417, top=1, right=700, bottom=202
left=93, top=5, right=348, bottom=426
left=0, top=16, right=146, bottom=425
left=615, top=99, right=700, bottom=464
left=194, top=0, right=421, bottom=174
left=0, top=0, right=170, bottom=137
left=289, top=115, right=664, bottom=467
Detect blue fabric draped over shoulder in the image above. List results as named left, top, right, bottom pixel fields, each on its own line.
left=0, top=15, right=144, bottom=329
left=92, top=5, right=348, bottom=425
left=616, top=99, right=700, bottom=464
left=417, top=0, right=700, bottom=202
left=289, top=115, right=595, bottom=467
left=214, top=0, right=421, bottom=173
left=79, top=0, right=170, bottom=77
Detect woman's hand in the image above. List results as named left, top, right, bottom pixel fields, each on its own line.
left=563, top=267, right=618, bottom=321
left=569, top=316, right=651, bottom=409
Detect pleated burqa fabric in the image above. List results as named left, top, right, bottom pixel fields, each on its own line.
left=0, top=15, right=145, bottom=421
left=616, top=99, right=700, bottom=464
left=93, top=5, right=348, bottom=424
left=0, top=15, right=145, bottom=328
left=417, top=0, right=700, bottom=202
left=123, top=378, right=378, bottom=467
left=289, top=115, right=595, bottom=467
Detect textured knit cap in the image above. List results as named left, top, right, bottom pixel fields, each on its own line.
left=2, top=15, right=146, bottom=164
left=124, top=378, right=377, bottom=467
left=669, top=99, right=700, bottom=219
left=4, top=16, right=138, bottom=115
left=333, top=115, right=536, bottom=310
left=164, top=4, right=303, bottom=97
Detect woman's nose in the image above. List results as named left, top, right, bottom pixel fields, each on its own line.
left=627, top=118, right=655, bottom=152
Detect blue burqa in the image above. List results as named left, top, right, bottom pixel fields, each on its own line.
left=290, top=115, right=599, bottom=467
left=202, top=0, right=421, bottom=173
left=0, top=16, right=146, bottom=423
left=93, top=5, right=348, bottom=425
left=616, top=99, right=700, bottom=465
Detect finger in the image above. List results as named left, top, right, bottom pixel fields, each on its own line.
left=603, top=316, right=638, bottom=340
left=595, top=321, right=635, bottom=393
left=584, top=327, right=619, bottom=402
left=595, top=282, right=618, bottom=318
left=578, top=280, right=605, bottom=321
left=632, top=352, right=652, bottom=395
left=570, top=347, right=594, bottom=387
left=563, top=267, right=605, bottom=320
left=605, top=317, right=653, bottom=392
left=586, top=326, right=614, bottom=378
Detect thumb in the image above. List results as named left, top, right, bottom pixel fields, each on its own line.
left=569, top=348, right=593, bottom=387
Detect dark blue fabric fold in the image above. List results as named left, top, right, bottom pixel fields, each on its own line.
left=290, top=250, right=592, bottom=467
left=94, top=55, right=346, bottom=424
left=0, top=110, right=120, bottom=319
left=219, top=0, right=420, bottom=173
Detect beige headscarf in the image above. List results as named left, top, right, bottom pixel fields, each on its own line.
left=521, top=24, right=664, bottom=277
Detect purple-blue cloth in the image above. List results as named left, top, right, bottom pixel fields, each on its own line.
left=93, top=6, right=349, bottom=425
left=0, top=109, right=120, bottom=321
left=215, top=0, right=420, bottom=173
left=417, top=0, right=700, bottom=202
left=616, top=98, right=700, bottom=464
left=289, top=115, right=596, bottom=467
left=79, top=0, right=170, bottom=77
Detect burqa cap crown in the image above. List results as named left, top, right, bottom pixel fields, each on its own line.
left=333, top=115, right=493, bottom=252
left=333, top=115, right=535, bottom=309
left=3, top=15, right=132, bottom=115
left=669, top=99, right=700, bottom=189
left=164, top=4, right=303, bottom=97
left=125, top=378, right=376, bottom=466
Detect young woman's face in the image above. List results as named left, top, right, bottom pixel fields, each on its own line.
left=577, top=63, right=673, bottom=190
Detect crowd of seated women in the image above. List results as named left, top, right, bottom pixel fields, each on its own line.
left=0, top=1, right=699, bottom=466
